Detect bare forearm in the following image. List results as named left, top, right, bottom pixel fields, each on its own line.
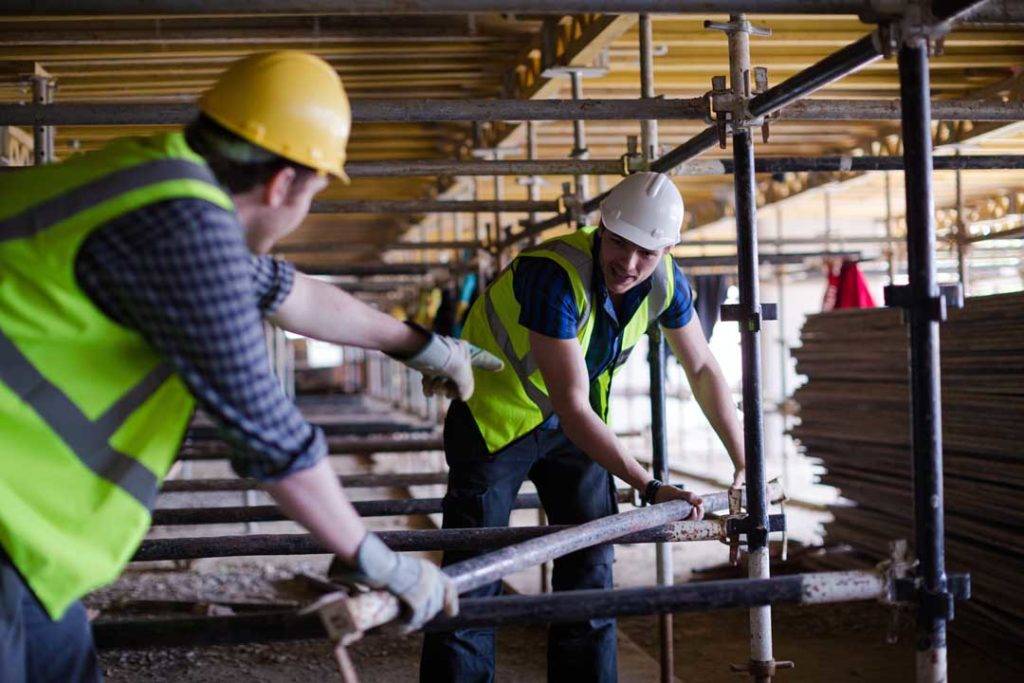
left=262, top=458, right=367, bottom=563
left=558, top=405, right=652, bottom=491
left=691, top=363, right=745, bottom=470
left=270, top=273, right=425, bottom=355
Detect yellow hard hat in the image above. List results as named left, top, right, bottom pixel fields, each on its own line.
left=199, top=50, right=351, bottom=182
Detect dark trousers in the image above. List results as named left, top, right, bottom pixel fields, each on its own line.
left=0, top=549, right=102, bottom=683
left=420, top=401, right=619, bottom=683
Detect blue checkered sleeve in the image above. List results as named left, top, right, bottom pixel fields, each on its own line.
left=75, top=197, right=325, bottom=481
left=512, top=256, right=580, bottom=339
left=658, top=261, right=695, bottom=329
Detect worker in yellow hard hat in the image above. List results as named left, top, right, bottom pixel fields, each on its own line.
left=0, top=51, right=500, bottom=682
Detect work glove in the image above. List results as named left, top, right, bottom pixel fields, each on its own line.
left=653, top=485, right=705, bottom=521
left=329, top=533, right=458, bottom=633
left=394, top=324, right=503, bottom=401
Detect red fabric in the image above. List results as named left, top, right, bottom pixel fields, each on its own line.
left=823, top=259, right=876, bottom=310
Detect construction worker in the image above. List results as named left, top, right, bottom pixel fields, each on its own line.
left=419, top=172, right=746, bottom=682
left=0, top=51, right=501, bottom=682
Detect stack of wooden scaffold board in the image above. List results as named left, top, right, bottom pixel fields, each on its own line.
left=790, top=290, right=1024, bottom=658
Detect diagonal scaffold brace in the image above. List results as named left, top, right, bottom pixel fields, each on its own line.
left=302, top=483, right=784, bottom=683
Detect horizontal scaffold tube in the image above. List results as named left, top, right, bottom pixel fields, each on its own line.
left=160, top=471, right=450, bottom=493
left=134, top=519, right=728, bottom=562
left=135, top=484, right=781, bottom=562
left=309, top=199, right=558, bottom=214
left=1, top=98, right=1020, bottom=128
left=179, top=436, right=442, bottom=460
left=351, top=154, right=1024, bottom=178
left=91, top=570, right=885, bottom=650
left=186, top=421, right=430, bottom=440
left=151, top=489, right=631, bottom=525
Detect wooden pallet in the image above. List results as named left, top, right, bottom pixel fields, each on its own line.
left=791, top=290, right=1024, bottom=657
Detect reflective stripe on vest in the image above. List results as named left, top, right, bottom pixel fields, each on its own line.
left=0, top=329, right=170, bottom=508
left=0, top=158, right=219, bottom=242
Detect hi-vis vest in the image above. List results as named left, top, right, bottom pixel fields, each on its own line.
left=0, top=132, right=233, bottom=619
left=461, top=226, right=674, bottom=454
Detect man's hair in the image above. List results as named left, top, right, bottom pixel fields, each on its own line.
left=185, top=115, right=316, bottom=194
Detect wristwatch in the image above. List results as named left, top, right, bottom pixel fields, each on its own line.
left=642, top=479, right=663, bottom=506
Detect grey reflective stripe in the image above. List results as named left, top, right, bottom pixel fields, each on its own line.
left=615, top=346, right=635, bottom=369
left=0, top=329, right=161, bottom=509
left=484, top=290, right=554, bottom=418
left=0, top=158, right=219, bottom=242
left=93, top=362, right=175, bottom=441
left=648, top=256, right=671, bottom=326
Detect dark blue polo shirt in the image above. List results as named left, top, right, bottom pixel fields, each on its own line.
left=511, top=231, right=693, bottom=426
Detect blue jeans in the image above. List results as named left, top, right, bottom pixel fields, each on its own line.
left=420, top=400, right=619, bottom=683
left=0, top=548, right=102, bottom=683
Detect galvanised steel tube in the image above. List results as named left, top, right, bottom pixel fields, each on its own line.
left=133, top=517, right=737, bottom=562
left=2, top=98, right=1021, bottom=128
left=310, top=199, right=557, bottom=214
left=334, top=154, right=1024, bottom=179
left=446, top=498, right=703, bottom=594
left=160, top=471, right=450, bottom=493
left=179, top=436, right=442, bottom=461
left=898, top=38, right=950, bottom=683
left=0, top=2, right=867, bottom=18
left=92, top=571, right=886, bottom=650
left=151, top=490, right=630, bottom=525
left=648, top=326, right=675, bottom=683
left=749, top=33, right=883, bottom=119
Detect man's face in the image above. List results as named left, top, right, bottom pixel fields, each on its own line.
left=598, top=227, right=668, bottom=295
left=244, top=170, right=329, bottom=255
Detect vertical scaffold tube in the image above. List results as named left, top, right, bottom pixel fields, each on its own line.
left=640, top=12, right=673, bottom=683
left=727, top=14, right=774, bottom=680
left=897, top=38, right=950, bottom=683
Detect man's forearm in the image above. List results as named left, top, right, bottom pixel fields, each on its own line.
left=692, top=364, right=745, bottom=470
left=558, top=405, right=652, bottom=491
left=262, top=458, right=368, bottom=563
left=270, top=273, right=425, bottom=355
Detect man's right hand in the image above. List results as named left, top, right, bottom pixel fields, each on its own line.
left=653, top=485, right=705, bottom=520
left=329, top=533, right=459, bottom=633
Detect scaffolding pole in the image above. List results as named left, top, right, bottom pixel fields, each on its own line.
left=160, top=471, right=450, bottom=493
left=179, top=436, right=443, bottom=461
left=4, top=98, right=1021, bottom=128
left=93, top=570, right=888, bottom=650
left=894, top=32, right=959, bottom=683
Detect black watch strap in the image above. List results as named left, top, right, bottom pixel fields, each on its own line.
left=642, top=479, right=663, bottom=505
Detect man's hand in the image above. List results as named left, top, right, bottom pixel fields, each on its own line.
left=653, top=485, right=705, bottom=520
left=329, top=533, right=459, bottom=633
left=731, top=467, right=746, bottom=491
left=405, top=334, right=504, bottom=400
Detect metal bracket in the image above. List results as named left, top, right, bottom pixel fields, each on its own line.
left=730, top=659, right=795, bottom=678
left=620, top=135, right=648, bottom=175
left=556, top=181, right=586, bottom=228
left=893, top=574, right=971, bottom=621
left=872, top=0, right=954, bottom=57
left=883, top=283, right=963, bottom=322
left=703, top=17, right=773, bottom=144
left=721, top=302, right=778, bottom=332
left=726, top=513, right=786, bottom=550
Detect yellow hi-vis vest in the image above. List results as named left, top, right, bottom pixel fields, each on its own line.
left=461, top=226, right=674, bottom=454
left=0, top=132, right=234, bottom=619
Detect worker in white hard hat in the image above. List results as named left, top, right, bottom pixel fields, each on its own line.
left=419, top=171, right=746, bottom=682
left=0, top=51, right=504, bottom=681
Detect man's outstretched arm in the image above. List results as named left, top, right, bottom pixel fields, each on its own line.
left=664, top=317, right=746, bottom=488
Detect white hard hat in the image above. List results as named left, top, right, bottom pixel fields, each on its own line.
left=599, top=172, right=684, bottom=250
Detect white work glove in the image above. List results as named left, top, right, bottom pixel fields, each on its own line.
left=329, top=533, right=458, bottom=634
left=653, top=485, right=705, bottom=521
left=397, top=326, right=504, bottom=401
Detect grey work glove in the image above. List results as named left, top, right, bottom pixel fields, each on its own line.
left=330, top=533, right=458, bottom=634
left=397, top=327, right=504, bottom=401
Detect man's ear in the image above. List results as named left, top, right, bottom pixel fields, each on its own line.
left=262, top=166, right=297, bottom=208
